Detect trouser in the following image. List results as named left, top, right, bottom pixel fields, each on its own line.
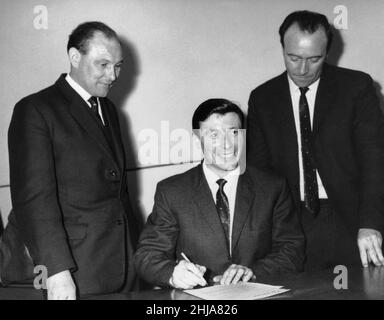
left=300, top=200, right=360, bottom=271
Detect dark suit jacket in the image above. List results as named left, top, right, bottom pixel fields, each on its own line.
left=0, top=74, right=139, bottom=296
left=134, top=164, right=305, bottom=287
left=247, top=64, right=384, bottom=263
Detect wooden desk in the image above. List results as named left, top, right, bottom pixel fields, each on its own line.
left=1, top=265, right=383, bottom=300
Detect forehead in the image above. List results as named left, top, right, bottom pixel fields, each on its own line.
left=283, top=23, right=327, bottom=53
left=85, top=32, right=123, bottom=60
left=200, top=112, right=242, bottom=130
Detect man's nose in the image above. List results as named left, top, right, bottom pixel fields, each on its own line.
left=299, top=60, right=309, bottom=75
left=223, top=136, right=234, bottom=150
left=107, top=66, right=117, bottom=82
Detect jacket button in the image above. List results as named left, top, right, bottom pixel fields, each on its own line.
left=110, top=170, right=117, bottom=177
left=117, top=219, right=123, bottom=225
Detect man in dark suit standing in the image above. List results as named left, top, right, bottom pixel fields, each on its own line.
left=0, top=22, right=138, bottom=299
left=247, top=11, right=384, bottom=271
left=134, top=99, right=304, bottom=289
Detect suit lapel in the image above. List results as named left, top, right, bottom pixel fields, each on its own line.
left=55, top=74, right=118, bottom=167
left=191, top=165, right=230, bottom=250
left=231, top=170, right=257, bottom=253
left=274, top=73, right=299, bottom=156
left=313, top=64, right=337, bottom=136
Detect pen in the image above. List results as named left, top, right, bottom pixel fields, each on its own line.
left=181, top=252, right=191, bottom=263
left=181, top=252, right=206, bottom=283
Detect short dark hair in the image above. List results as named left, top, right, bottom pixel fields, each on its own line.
left=192, top=98, right=244, bottom=129
left=279, top=10, right=333, bottom=52
left=67, top=21, right=119, bottom=54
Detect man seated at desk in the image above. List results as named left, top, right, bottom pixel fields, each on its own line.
left=134, top=98, right=305, bottom=289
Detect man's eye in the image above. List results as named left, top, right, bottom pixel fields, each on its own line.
left=290, top=56, right=299, bottom=62
left=310, top=57, right=320, bottom=63
left=100, top=63, right=108, bottom=67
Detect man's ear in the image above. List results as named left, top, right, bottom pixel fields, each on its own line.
left=68, top=47, right=81, bottom=68
left=192, top=129, right=204, bottom=160
left=192, top=129, right=203, bottom=145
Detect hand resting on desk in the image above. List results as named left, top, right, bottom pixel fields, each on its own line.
left=212, top=264, right=255, bottom=285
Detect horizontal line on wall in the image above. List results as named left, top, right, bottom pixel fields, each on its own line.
left=126, top=160, right=201, bottom=171
left=0, top=160, right=202, bottom=187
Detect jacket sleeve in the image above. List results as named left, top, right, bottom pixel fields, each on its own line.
left=8, top=98, right=76, bottom=277
left=247, top=90, right=271, bottom=169
left=133, top=182, right=178, bottom=287
left=251, top=178, right=305, bottom=278
left=354, top=75, right=384, bottom=232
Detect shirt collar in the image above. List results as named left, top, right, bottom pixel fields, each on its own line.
left=202, top=161, right=240, bottom=186
left=65, top=73, right=92, bottom=103
left=287, top=74, right=320, bottom=94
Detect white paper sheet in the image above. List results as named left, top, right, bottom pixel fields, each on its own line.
left=184, top=282, right=290, bottom=300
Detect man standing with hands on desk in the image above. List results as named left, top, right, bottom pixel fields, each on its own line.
left=247, top=11, right=384, bottom=271
left=134, top=98, right=304, bottom=289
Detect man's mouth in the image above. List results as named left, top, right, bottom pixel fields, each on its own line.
left=222, top=153, right=236, bottom=159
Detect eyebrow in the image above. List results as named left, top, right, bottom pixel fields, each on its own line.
left=204, top=127, right=240, bottom=132
left=287, top=53, right=323, bottom=59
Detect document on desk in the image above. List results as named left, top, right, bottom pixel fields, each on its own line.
left=184, top=282, right=290, bottom=300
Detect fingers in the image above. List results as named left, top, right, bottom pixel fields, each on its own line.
left=47, top=286, right=76, bottom=300
left=371, top=236, right=384, bottom=265
left=185, top=268, right=207, bottom=286
left=219, top=264, right=254, bottom=285
left=358, top=229, right=384, bottom=267
left=220, top=267, right=237, bottom=285
left=197, top=265, right=207, bottom=275
left=170, top=260, right=207, bottom=289
left=212, top=275, right=222, bottom=284
left=184, top=262, right=207, bottom=286
left=242, top=269, right=255, bottom=283
left=368, top=246, right=380, bottom=266
left=358, top=242, right=369, bottom=267
left=230, top=268, right=245, bottom=285
left=185, top=262, right=205, bottom=278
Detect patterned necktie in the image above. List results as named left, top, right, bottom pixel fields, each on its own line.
left=299, top=87, right=320, bottom=216
left=216, top=179, right=230, bottom=251
left=88, top=96, right=103, bottom=124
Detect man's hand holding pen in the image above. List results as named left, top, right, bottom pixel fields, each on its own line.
left=169, top=253, right=207, bottom=289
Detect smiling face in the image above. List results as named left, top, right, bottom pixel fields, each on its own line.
left=68, top=32, right=123, bottom=97
left=283, top=23, right=328, bottom=87
left=198, top=112, right=244, bottom=177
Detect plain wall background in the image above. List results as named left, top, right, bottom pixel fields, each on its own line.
left=1, top=0, right=384, bottom=228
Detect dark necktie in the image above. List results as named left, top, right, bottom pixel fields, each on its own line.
left=88, top=96, right=103, bottom=124
left=216, top=179, right=230, bottom=251
left=299, top=87, right=320, bottom=216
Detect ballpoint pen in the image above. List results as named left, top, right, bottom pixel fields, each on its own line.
left=181, top=252, right=206, bottom=283
left=181, top=252, right=191, bottom=263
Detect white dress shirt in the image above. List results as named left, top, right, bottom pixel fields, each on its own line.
left=65, top=74, right=105, bottom=125
left=202, top=161, right=240, bottom=255
left=287, top=75, right=328, bottom=200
